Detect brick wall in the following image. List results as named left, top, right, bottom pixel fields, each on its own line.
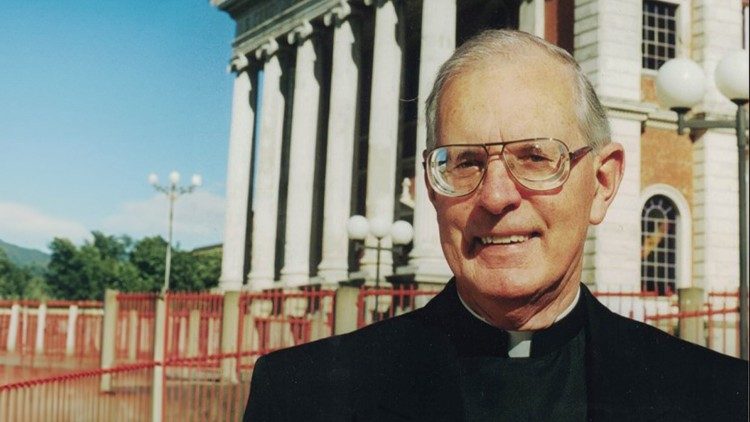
left=641, top=73, right=657, bottom=104
left=640, top=127, right=694, bottom=208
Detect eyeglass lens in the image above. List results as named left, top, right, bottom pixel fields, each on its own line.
left=427, top=138, right=573, bottom=196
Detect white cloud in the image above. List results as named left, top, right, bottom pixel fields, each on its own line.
left=100, top=190, right=226, bottom=250
left=0, top=202, right=92, bottom=251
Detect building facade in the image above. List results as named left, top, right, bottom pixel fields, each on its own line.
left=211, top=0, right=747, bottom=296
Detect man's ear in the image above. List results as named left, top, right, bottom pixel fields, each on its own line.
left=589, top=142, right=625, bottom=225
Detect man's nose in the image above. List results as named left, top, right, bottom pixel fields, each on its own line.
left=475, top=157, right=523, bottom=214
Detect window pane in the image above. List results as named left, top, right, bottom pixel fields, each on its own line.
left=641, top=195, right=680, bottom=295
left=642, top=1, right=678, bottom=70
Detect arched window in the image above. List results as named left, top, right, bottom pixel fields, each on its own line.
left=641, top=194, right=679, bottom=295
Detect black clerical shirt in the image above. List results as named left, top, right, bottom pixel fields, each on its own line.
left=455, top=292, right=588, bottom=421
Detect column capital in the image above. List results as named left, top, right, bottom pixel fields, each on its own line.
left=287, top=20, right=314, bottom=45
left=324, top=0, right=352, bottom=27
left=254, top=38, right=280, bottom=61
left=228, top=53, right=250, bottom=74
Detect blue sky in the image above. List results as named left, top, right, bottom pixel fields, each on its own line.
left=1, top=1, right=235, bottom=252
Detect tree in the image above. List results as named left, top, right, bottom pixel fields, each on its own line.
left=0, top=248, right=48, bottom=300
left=129, top=236, right=167, bottom=292
left=44, top=232, right=220, bottom=299
left=46, top=232, right=143, bottom=300
left=129, top=236, right=220, bottom=292
left=45, top=238, right=85, bottom=299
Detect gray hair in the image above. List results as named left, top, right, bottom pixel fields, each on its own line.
left=425, top=29, right=610, bottom=152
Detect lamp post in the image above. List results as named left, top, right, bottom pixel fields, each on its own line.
left=148, top=171, right=202, bottom=294
left=346, top=215, right=414, bottom=289
left=655, top=51, right=749, bottom=359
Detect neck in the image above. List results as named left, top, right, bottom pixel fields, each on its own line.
left=458, top=280, right=581, bottom=331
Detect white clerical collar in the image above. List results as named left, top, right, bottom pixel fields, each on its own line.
left=457, top=286, right=582, bottom=358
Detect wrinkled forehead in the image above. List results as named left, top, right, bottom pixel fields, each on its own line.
left=436, top=53, right=579, bottom=146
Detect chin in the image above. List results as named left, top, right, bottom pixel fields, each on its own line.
left=462, top=268, right=548, bottom=302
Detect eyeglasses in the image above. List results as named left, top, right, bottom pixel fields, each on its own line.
left=424, top=138, right=592, bottom=197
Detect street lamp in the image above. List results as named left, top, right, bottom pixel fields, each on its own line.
left=346, top=215, right=414, bottom=289
left=148, top=171, right=202, bottom=294
left=656, top=51, right=749, bottom=359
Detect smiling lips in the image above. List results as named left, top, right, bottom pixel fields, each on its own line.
left=479, top=234, right=531, bottom=245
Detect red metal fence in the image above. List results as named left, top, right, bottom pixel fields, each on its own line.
left=0, top=352, right=254, bottom=421
left=0, top=362, right=154, bottom=421
left=355, top=286, right=742, bottom=358
left=0, top=284, right=743, bottom=420
left=165, top=293, right=224, bottom=362
left=356, top=285, right=442, bottom=328
left=593, top=288, right=741, bottom=357
left=116, top=293, right=157, bottom=363
left=237, top=288, right=336, bottom=369
left=0, top=287, right=743, bottom=365
left=162, top=352, right=253, bottom=421
left=115, top=288, right=337, bottom=369
left=0, top=300, right=103, bottom=368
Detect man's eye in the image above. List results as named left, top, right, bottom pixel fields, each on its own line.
left=453, top=159, right=482, bottom=169
left=518, top=152, right=553, bottom=163
left=528, top=154, right=549, bottom=162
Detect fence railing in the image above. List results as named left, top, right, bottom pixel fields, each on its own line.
left=0, top=362, right=154, bottom=421
left=161, top=352, right=253, bottom=421
left=116, top=293, right=157, bottom=363
left=1, top=287, right=742, bottom=364
left=356, top=285, right=441, bottom=328
left=0, top=351, right=255, bottom=422
left=0, top=286, right=743, bottom=366
left=0, top=284, right=743, bottom=420
left=0, top=300, right=103, bottom=365
left=592, top=287, right=741, bottom=357
left=237, top=288, right=336, bottom=369
left=165, top=293, right=224, bottom=362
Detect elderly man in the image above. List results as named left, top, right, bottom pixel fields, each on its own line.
left=244, top=30, right=748, bottom=421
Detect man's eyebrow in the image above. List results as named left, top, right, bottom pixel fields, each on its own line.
left=453, top=147, right=483, bottom=161
left=512, top=143, right=543, bottom=153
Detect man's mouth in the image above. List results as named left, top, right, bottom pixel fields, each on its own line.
left=479, top=234, right=532, bottom=245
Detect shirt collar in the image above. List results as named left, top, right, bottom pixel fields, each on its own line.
left=457, top=286, right=582, bottom=358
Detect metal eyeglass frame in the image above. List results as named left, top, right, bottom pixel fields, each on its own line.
left=423, top=138, right=593, bottom=197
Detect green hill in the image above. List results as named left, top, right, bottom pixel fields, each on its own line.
left=0, top=239, right=50, bottom=268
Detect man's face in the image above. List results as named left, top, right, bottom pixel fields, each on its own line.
left=429, top=55, right=606, bottom=321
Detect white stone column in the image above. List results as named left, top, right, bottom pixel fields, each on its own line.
left=410, top=0, right=455, bottom=284
left=318, top=2, right=361, bottom=285
left=150, top=297, right=166, bottom=422
left=281, top=22, right=322, bottom=287
left=6, top=303, right=19, bottom=352
left=518, top=0, right=545, bottom=37
left=692, top=131, right=740, bottom=291
left=219, top=54, right=255, bottom=292
left=65, top=304, right=78, bottom=356
left=248, top=39, right=286, bottom=290
left=574, top=0, right=641, bottom=101
left=361, top=0, right=403, bottom=280
left=34, top=303, right=47, bottom=355
left=99, top=290, right=118, bottom=392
